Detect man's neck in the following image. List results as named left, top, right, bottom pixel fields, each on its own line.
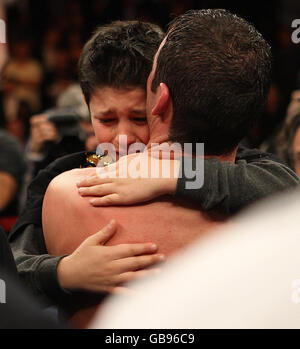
left=147, top=116, right=169, bottom=148
left=147, top=134, right=169, bottom=149
left=147, top=131, right=237, bottom=163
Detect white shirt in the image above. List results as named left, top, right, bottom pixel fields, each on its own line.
left=90, top=188, right=300, bottom=329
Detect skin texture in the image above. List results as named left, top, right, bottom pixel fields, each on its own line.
left=43, top=168, right=224, bottom=257
left=89, top=87, right=149, bottom=160
left=43, top=167, right=225, bottom=328
left=77, top=151, right=180, bottom=207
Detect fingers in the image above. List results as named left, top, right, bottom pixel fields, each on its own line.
left=89, top=194, right=121, bottom=206
left=39, top=124, right=57, bottom=137
left=30, top=114, right=47, bottom=126
left=96, top=162, right=118, bottom=175
left=39, top=130, right=58, bottom=142
left=76, top=175, right=113, bottom=188
left=107, top=242, right=159, bottom=259
left=31, top=117, right=59, bottom=144
left=111, top=254, right=165, bottom=274
left=78, top=183, right=113, bottom=197
left=84, top=219, right=117, bottom=246
left=31, top=119, right=55, bottom=134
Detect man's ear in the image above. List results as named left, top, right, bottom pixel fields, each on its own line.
left=152, top=83, right=171, bottom=117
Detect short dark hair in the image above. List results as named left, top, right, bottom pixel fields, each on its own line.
left=152, top=9, right=272, bottom=155
left=79, top=20, right=164, bottom=105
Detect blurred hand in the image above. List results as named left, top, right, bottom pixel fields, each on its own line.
left=76, top=151, right=180, bottom=206
left=30, top=114, right=60, bottom=153
left=57, top=219, right=164, bottom=293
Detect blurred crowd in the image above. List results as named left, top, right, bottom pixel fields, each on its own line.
left=0, top=0, right=300, bottom=330
left=0, top=1, right=299, bottom=236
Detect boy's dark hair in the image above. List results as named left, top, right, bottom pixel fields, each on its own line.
left=79, top=20, right=164, bottom=105
left=152, top=9, right=272, bottom=155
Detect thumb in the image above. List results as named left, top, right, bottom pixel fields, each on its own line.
left=84, top=219, right=117, bottom=246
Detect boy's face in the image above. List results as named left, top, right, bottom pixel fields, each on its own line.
left=89, top=87, right=149, bottom=160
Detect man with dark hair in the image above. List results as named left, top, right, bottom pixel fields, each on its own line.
left=42, top=10, right=298, bottom=327
left=151, top=9, right=272, bottom=156
left=76, top=9, right=296, bottom=211
left=45, top=8, right=275, bottom=254
left=10, top=15, right=298, bottom=328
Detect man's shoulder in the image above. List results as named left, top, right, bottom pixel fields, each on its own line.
left=27, top=151, right=91, bottom=199
left=236, top=145, right=286, bottom=164
left=48, top=167, right=96, bottom=190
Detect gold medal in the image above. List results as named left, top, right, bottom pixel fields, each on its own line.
left=81, top=153, right=114, bottom=168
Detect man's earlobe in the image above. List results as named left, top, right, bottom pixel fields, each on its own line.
left=152, top=83, right=171, bottom=116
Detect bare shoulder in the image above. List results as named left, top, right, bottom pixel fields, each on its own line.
left=43, top=167, right=97, bottom=224
left=48, top=167, right=97, bottom=190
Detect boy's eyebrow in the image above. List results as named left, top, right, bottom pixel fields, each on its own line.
left=131, top=108, right=146, bottom=114
left=93, top=109, right=114, bottom=117
left=93, top=108, right=146, bottom=117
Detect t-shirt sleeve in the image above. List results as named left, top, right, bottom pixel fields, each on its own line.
left=10, top=223, right=68, bottom=306
left=175, top=156, right=299, bottom=215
